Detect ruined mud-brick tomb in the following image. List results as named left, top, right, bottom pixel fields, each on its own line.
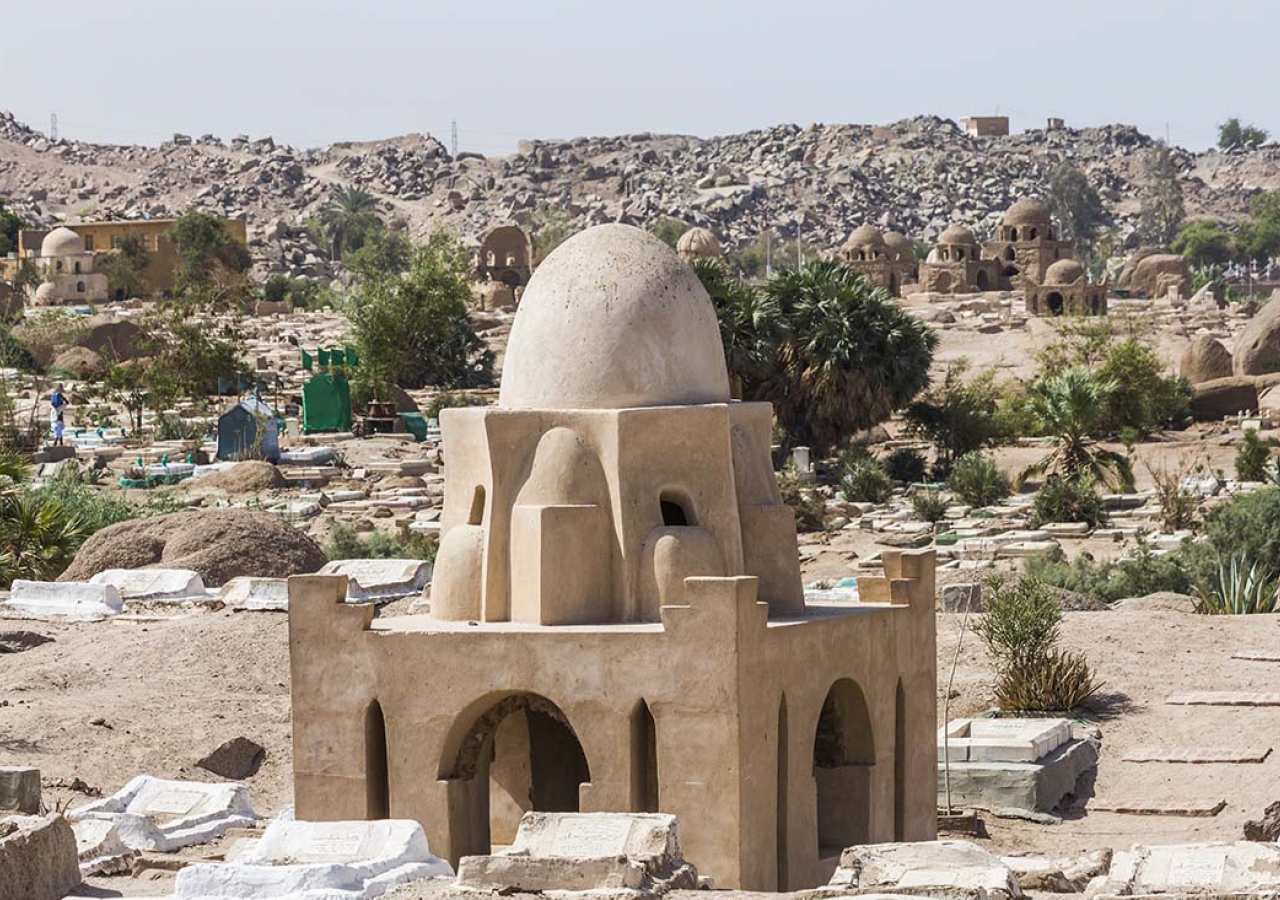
left=288, top=224, right=938, bottom=891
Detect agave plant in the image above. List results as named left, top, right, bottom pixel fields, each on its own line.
left=1196, top=554, right=1278, bottom=615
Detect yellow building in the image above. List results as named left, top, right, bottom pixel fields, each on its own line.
left=8, top=217, right=247, bottom=300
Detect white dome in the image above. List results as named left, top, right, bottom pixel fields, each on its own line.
left=676, top=226, right=721, bottom=260
left=34, top=282, right=57, bottom=304
left=498, top=224, right=731, bottom=411
left=41, top=227, right=85, bottom=258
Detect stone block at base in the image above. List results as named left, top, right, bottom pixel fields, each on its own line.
left=0, top=814, right=82, bottom=900
left=1094, top=841, right=1280, bottom=897
left=0, top=767, right=40, bottom=814
left=827, top=840, right=1021, bottom=900
left=937, top=737, right=1099, bottom=813
left=455, top=812, right=697, bottom=895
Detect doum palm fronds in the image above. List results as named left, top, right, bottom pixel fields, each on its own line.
left=1018, top=366, right=1134, bottom=491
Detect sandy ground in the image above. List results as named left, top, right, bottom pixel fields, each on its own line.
left=3, top=601, right=1277, bottom=897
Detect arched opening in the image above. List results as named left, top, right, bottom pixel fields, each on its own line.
left=56, top=260, right=64, bottom=272
left=365, top=700, right=390, bottom=819
left=630, top=700, right=659, bottom=813
left=777, top=695, right=790, bottom=891
left=1002, top=265, right=1019, bottom=278
left=975, top=269, right=990, bottom=291
left=1003, top=246, right=1016, bottom=261
left=1009, top=227, right=1018, bottom=241
left=660, top=490, right=695, bottom=527
left=500, top=270, right=522, bottom=289
left=893, top=681, right=906, bottom=840
left=1028, top=227, right=1038, bottom=240
left=1090, top=296, right=1101, bottom=315
left=76, top=281, right=85, bottom=293
left=442, top=693, right=591, bottom=857
left=74, top=261, right=82, bottom=274
left=955, top=247, right=965, bottom=261
left=468, top=485, right=486, bottom=525
left=1048, top=227, right=1056, bottom=240
left=813, top=679, right=875, bottom=859
left=888, top=273, right=898, bottom=295
left=857, top=250, right=867, bottom=261
left=1047, top=292, right=1065, bottom=315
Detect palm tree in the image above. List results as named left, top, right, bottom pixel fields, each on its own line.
left=692, top=258, right=783, bottom=399
left=0, top=450, right=86, bottom=587
left=762, top=260, right=936, bottom=456
left=1017, top=367, right=1134, bottom=491
left=318, top=186, right=382, bottom=260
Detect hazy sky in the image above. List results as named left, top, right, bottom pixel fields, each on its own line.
left=4, top=1, right=1277, bottom=156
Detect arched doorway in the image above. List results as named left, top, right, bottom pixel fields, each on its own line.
left=975, top=269, right=989, bottom=291
left=365, top=700, right=389, bottom=819
left=893, top=681, right=906, bottom=840
left=1047, top=292, right=1065, bottom=315
left=777, top=695, right=790, bottom=891
left=813, top=679, right=875, bottom=860
left=441, top=693, right=591, bottom=856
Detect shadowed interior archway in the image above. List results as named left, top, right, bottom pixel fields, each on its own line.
left=812, top=679, right=875, bottom=860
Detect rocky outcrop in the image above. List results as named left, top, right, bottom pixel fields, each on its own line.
left=1126, top=252, right=1192, bottom=299
left=1235, top=292, right=1280, bottom=376
left=1191, top=375, right=1259, bottom=421
left=1180, top=335, right=1234, bottom=384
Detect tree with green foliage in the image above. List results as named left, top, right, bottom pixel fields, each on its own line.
left=0, top=199, right=23, bottom=258
left=519, top=205, right=581, bottom=266
left=691, top=258, right=782, bottom=398
left=904, top=359, right=1007, bottom=475
left=1096, top=338, right=1191, bottom=437
left=319, top=186, right=382, bottom=260
left=1219, top=118, right=1269, bottom=150
left=1171, top=219, right=1235, bottom=267
left=1047, top=161, right=1104, bottom=257
left=1236, top=190, right=1280, bottom=265
left=96, top=234, right=150, bottom=300
left=347, top=230, right=493, bottom=393
left=1138, top=142, right=1185, bottom=247
left=648, top=217, right=690, bottom=249
left=760, top=260, right=936, bottom=455
left=167, top=211, right=252, bottom=312
left=1018, top=367, right=1134, bottom=491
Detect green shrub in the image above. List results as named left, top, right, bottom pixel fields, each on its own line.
left=903, top=361, right=1008, bottom=473
left=947, top=452, right=1010, bottom=508
left=883, top=448, right=927, bottom=484
left=976, top=574, right=1102, bottom=712
left=1024, top=540, right=1191, bottom=603
left=1030, top=475, right=1107, bottom=529
left=836, top=450, right=893, bottom=504
left=910, top=487, right=948, bottom=524
left=1236, top=430, right=1274, bottom=482
left=1195, top=554, right=1278, bottom=615
left=37, top=469, right=137, bottom=536
left=323, top=522, right=439, bottom=562
left=1147, top=460, right=1200, bottom=532
left=1189, top=487, right=1280, bottom=583
left=778, top=471, right=828, bottom=532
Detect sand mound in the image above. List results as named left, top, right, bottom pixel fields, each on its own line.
left=190, top=461, right=286, bottom=493
left=59, top=508, right=326, bottom=586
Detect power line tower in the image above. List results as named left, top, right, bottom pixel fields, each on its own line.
left=450, top=120, right=458, bottom=157
left=49, top=112, right=58, bottom=141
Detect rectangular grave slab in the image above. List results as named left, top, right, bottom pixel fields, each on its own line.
left=938, top=732, right=1098, bottom=813
left=456, top=812, right=696, bottom=894
left=0, top=766, right=40, bottom=814
left=1094, top=842, right=1280, bottom=898
left=218, top=577, right=290, bottom=612
left=829, top=840, right=1020, bottom=900
left=1231, top=651, right=1280, bottom=662
left=318, top=559, right=432, bottom=603
left=940, top=718, right=1071, bottom=763
left=87, top=569, right=205, bottom=603
left=69, top=775, right=257, bottom=853
left=173, top=818, right=452, bottom=899
left=1123, top=747, right=1271, bottom=764
left=1090, top=798, right=1226, bottom=816
left=6, top=580, right=123, bottom=621
left=1167, top=691, right=1280, bottom=706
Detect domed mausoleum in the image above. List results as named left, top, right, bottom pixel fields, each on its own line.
left=675, top=226, right=721, bottom=262
left=287, top=225, right=938, bottom=891
left=1028, top=258, right=1107, bottom=316
left=983, top=196, right=1074, bottom=288
left=29, top=226, right=108, bottom=305
left=840, top=224, right=915, bottom=296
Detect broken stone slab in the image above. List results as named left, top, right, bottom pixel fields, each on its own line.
left=0, top=767, right=40, bottom=814
left=827, top=839, right=1022, bottom=900
left=1167, top=691, right=1280, bottom=706
left=88, top=568, right=206, bottom=603
left=455, top=812, right=697, bottom=895
left=218, top=577, right=289, bottom=612
left=995, top=540, right=1060, bottom=559
left=1244, top=800, right=1280, bottom=841
left=1001, top=849, right=1111, bottom=893
left=318, top=558, right=432, bottom=603
left=1090, top=798, right=1226, bottom=817
left=1094, top=842, right=1280, bottom=897
left=5, top=580, right=122, bottom=621
left=1123, top=747, right=1271, bottom=764
left=174, top=818, right=451, bottom=899
left=942, top=583, right=982, bottom=612
left=0, top=813, right=82, bottom=900
left=68, top=775, right=258, bottom=853
left=71, top=817, right=136, bottom=877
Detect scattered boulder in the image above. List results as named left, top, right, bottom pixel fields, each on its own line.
left=197, top=737, right=266, bottom=780
left=0, top=768, right=40, bottom=814
left=1190, top=375, right=1259, bottom=421
left=50, top=347, right=103, bottom=379
left=1235, top=292, right=1280, bottom=376
left=59, top=508, right=326, bottom=587
left=1127, top=252, right=1192, bottom=299
left=1244, top=800, right=1280, bottom=841
left=189, top=460, right=286, bottom=494
left=0, top=814, right=82, bottom=900
left=78, top=315, right=144, bottom=362
left=1180, top=335, right=1233, bottom=385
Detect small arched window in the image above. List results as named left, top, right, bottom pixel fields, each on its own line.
left=76, top=281, right=85, bottom=293
left=659, top=489, right=696, bottom=527
left=74, top=261, right=82, bottom=274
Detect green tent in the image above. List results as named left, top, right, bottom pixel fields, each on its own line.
left=302, top=372, right=352, bottom=434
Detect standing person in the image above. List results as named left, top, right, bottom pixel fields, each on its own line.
left=49, top=383, right=68, bottom=447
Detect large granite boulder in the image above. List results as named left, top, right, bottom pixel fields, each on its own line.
left=1190, top=376, right=1259, bottom=421
left=1180, top=336, right=1233, bottom=385
left=1127, top=253, right=1192, bottom=299
left=1235, top=292, right=1280, bottom=376
left=0, top=814, right=81, bottom=900
left=59, top=508, right=326, bottom=587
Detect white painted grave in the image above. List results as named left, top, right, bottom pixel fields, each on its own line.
left=69, top=775, right=257, bottom=853
left=5, top=580, right=123, bottom=620
left=218, top=577, right=290, bottom=612
left=319, top=559, right=432, bottom=603
left=173, top=818, right=451, bottom=899
left=1097, top=842, right=1280, bottom=896
left=940, top=718, right=1071, bottom=763
left=88, top=568, right=205, bottom=603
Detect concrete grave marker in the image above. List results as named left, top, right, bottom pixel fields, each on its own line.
left=218, top=577, right=289, bottom=612
left=5, top=580, right=123, bottom=620
left=1167, top=691, right=1280, bottom=706
left=318, top=558, right=431, bottom=602
left=69, top=775, right=257, bottom=853
left=88, top=568, right=205, bottom=603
